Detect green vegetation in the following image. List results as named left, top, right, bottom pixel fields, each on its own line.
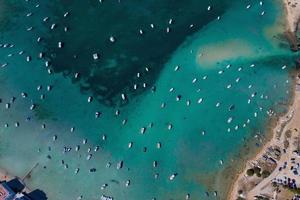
left=246, top=168, right=255, bottom=176
left=285, top=185, right=300, bottom=195
left=261, top=170, right=271, bottom=178
left=253, top=166, right=261, bottom=175
left=246, top=167, right=271, bottom=178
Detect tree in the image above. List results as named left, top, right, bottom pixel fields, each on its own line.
left=253, top=166, right=261, bottom=175
left=261, top=170, right=271, bottom=178
left=246, top=168, right=255, bottom=176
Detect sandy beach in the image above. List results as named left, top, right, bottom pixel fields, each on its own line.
left=228, top=79, right=297, bottom=199
left=283, top=0, right=300, bottom=51
left=283, top=0, right=300, bottom=33
left=228, top=2, right=300, bottom=199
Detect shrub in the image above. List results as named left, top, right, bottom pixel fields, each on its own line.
left=246, top=168, right=255, bottom=176
left=261, top=170, right=271, bottom=178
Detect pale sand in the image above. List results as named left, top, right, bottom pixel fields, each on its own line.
left=196, top=39, right=256, bottom=67
left=283, top=0, right=300, bottom=33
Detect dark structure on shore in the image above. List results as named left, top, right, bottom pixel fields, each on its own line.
left=0, top=178, right=47, bottom=200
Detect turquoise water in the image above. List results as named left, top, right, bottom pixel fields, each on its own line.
left=0, top=0, right=298, bottom=199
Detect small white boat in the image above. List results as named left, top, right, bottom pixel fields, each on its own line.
left=125, top=180, right=130, bottom=187
left=86, top=154, right=92, bottom=160
left=94, top=146, right=99, bottom=152
left=21, top=92, right=27, bottom=98
left=15, top=122, right=19, bottom=127
left=109, top=36, right=115, bottom=43
left=30, top=104, right=36, bottom=110
left=47, top=85, right=52, bottom=91
left=169, top=173, right=177, bottom=181
left=227, top=117, right=233, bottom=124
left=157, top=142, right=161, bottom=149
left=43, top=17, right=49, bottom=22
left=153, top=161, right=158, bottom=168
left=117, top=161, right=123, bottom=169
left=140, top=127, right=146, bottom=134
left=74, top=72, right=80, bottom=79
left=82, top=139, right=87, bottom=144
left=102, top=135, right=106, bottom=141
left=197, top=98, right=203, bottom=104
left=93, top=53, right=99, bottom=60
left=75, top=145, right=80, bottom=151
left=100, top=195, right=113, bottom=200
left=101, top=184, right=108, bottom=190
left=95, top=111, right=101, bottom=118
left=50, top=23, right=56, bottom=29
left=63, top=12, right=69, bottom=18
left=58, top=42, right=63, bottom=48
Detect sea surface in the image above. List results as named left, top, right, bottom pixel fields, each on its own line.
left=0, top=0, right=298, bottom=199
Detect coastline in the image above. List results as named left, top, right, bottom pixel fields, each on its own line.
left=228, top=74, right=297, bottom=199
left=283, top=0, right=300, bottom=51
left=228, top=1, right=300, bottom=199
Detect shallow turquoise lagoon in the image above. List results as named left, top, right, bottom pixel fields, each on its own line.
left=0, top=0, right=298, bottom=199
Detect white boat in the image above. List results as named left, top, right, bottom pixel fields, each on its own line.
left=63, top=12, right=69, bottom=18
left=169, top=173, right=177, bottom=181
left=140, top=127, right=146, bottom=134
left=101, top=184, right=108, bottom=190
left=156, top=142, right=161, bottom=149
left=117, top=161, right=123, bottom=169
left=101, top=195, right=113, bottom=200
left=125, top=180, right=130, bottom=187
left=58, top=42, right=63, bottom=48
left=82, top=139, right=87, bottom=144
left=94, top=146, right=99, bottom=152
left=75, top=145, right=80, bottom=151
left=197, top=98, right=203, bottom=104
left=50, top=23, right=56, bottom=29
left=30, top=104, right=36, bottom=110
left=153, top=161, right=158, bottom=168
left=86, top=154, right=92, bottom=160
left=93, top=53, right=99, bottom=60
left=109, top=36, right=115, bottom=43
